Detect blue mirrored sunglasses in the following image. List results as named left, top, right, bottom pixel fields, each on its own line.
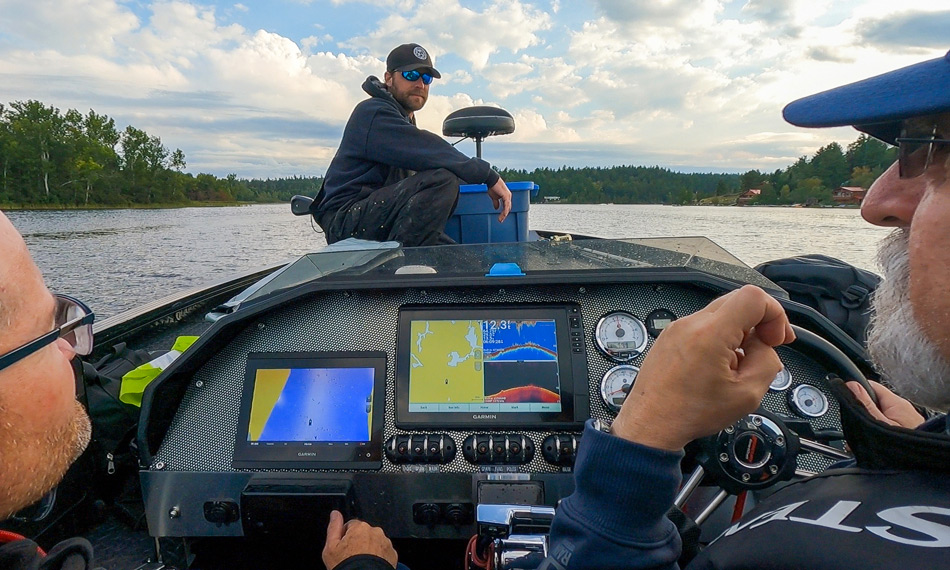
left=401, top=70, right=434, bottom=85
left=0, top=294, right=95, bottom=372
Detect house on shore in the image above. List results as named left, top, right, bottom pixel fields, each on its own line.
left=833, top=186, right=867, bottom=205
left=736, top=188, right=761, bottom=205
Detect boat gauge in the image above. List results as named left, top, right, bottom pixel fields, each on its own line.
left=769, top=367, right=793, bottom=392
left=645, top=309, right=677, bottom=338
left=601, top=365, right=639, bottom=413
left=595, top=311, right=648, bottom=361
left=788, top=384, right=828, bottom=418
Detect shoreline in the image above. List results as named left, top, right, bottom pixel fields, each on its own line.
left=0, top=200, right=284, bottom=211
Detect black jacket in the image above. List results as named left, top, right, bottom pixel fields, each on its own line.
left=316, top=76, right=499, bottom=214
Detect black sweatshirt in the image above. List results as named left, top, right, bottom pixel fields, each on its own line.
left=316, top=76, right=499, bottom=214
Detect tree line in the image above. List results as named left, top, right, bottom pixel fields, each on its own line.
left=0, top=100, right=321, bottom=207
left=502, top=135, right=896, bottom=206
left=1, top=98, right=897, bottom=209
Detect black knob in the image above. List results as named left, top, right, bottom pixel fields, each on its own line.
left=444, top=503, right=471, bottom=526
left=204, top=501, right=239, bottom=524
left=542, top=434, right=579, bottom=466
left=413, top=503, right=441, bottom=526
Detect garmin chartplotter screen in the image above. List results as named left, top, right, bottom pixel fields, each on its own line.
left=396, top=305, right=589, bottom=428
left=233, top=351, right=386, bottom=469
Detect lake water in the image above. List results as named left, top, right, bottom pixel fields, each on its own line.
left=6, top=203, right=891, bottom=319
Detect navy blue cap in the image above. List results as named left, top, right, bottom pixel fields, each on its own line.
left=783, top=50, right=950, bottom=144
left=386, top=43, right=441, bottom=78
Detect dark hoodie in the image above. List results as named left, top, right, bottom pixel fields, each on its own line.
left=315, top=76, right=500, bottom=214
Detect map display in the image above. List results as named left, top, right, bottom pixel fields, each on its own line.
left=408, top=319, right=562, bottom=413
left=247, top=367, right=374, bottom=442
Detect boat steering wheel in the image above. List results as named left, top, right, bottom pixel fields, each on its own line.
left=673, top=324, right=875, bottom=525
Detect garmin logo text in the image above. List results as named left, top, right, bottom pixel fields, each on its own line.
left=473, top=414, right=497, bottom=420
left=297, top=452, right=317, bottom=457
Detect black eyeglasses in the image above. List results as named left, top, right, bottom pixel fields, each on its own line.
left=896, top=122, right=950, bottom=179
left=400, top=70, right=434, bottom=85
left=0, top=295, right=95, bottom=372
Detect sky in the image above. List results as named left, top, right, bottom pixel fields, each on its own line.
left=0, top=0, right=946, bottom=178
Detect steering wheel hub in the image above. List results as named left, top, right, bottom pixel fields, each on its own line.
left=700, top=410, right=800, bottom=493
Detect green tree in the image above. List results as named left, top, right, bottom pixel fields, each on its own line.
left=740, top=170, right=765, bottom=191
left=810, top=142, right=849, bottom=188
left=121, top=126, right=169, bottom=203
left=846, top=134, right=897, bottom=172
left=849, top=166, right=876, bottom=189
left=7, top=100, right=67, bottom=201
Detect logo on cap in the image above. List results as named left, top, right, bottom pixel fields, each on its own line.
left=413, top=46, right=428, bottom=61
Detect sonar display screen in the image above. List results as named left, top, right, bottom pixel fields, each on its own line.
left=407, top=318, right=562, bottom=413
left=247, top=366, right=374, bottom=443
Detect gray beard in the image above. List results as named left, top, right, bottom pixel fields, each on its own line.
left=866, top=229, right=950, bottom=412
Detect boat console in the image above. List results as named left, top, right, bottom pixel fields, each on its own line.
left=136, top=238, right=872, bottom=566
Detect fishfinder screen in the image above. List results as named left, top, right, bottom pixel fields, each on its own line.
left=233, top=351, right=386, bottom=469
left=396, top=305, right=588, bottom=429
left=406, top=318, right=562, bottom=413
left=247, top=366, right=375, bottom=443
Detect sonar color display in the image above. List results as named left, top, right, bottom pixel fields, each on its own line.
left=408, top=319, right=562, bottom=413
left=247, top=367, right=374, bottom=442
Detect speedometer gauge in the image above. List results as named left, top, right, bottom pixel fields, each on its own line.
left=789, top=384, right=828, bottom=418
left=595, top=311, right=648, bottom=361
left=769, top=367, right=793, bottom=392
left=601, top=365, right=639, bottom=413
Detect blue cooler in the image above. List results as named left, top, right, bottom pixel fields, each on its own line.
left=445, top=181, right=538, bottom=244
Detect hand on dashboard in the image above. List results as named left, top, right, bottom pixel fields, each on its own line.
left=323, top=510, right=399, bottom=570
left=611, top=285, right=795, bottom=451
left=846, top=380, right=925, bottom=429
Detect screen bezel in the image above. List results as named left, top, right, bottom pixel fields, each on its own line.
left=233, top=351, right=387, bottom=469
left=395, top=304, right=587, bottom=429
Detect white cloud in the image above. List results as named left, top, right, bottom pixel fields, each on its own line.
left=0, top=0, right=946, bottom=177
left=0, top=0, right=139, bottom=54
left=343, top=0, right=552, bottom=69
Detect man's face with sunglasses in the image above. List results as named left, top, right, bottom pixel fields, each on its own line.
left=861, top=112, right=950, bottom=394
left=385, top=67, right=433, bottom=114
left=0, top=212, right=92, bottom=519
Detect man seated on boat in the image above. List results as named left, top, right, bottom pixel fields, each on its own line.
left=0, top=211, right=99, bottom=569
left=535, top=50, right=950, bottom=570
left=323, top=51, right=950, bottom=569
left=310, top=43, right=513, bottom=247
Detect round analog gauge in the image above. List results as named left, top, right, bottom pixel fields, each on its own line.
left=769, top=367, right=793, bottom=392
left=789, top=384, right=829, bottom=418
left=645, top=309, right=677, bottom=338
left=601, top=365, right=639, bottom=413
left=595, top=311, right=648, bottom=361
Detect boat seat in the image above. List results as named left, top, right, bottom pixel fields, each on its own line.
left=442, top=106, right=515, bottom=139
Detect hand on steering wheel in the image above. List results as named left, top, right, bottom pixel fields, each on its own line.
left=607, top=286, right=880, bottom=525
left=846, top=380, right=925, bottom=428
left=611, top=285, right=795, bottom=452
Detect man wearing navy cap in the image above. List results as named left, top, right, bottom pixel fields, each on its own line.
left=321, top=51, right=950, bottom=570
left=311, top=43, right=512, bottom=247
left=529, top=50, right=950, bottom=569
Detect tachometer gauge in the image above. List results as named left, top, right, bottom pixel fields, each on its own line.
left=769, top=366, right=793, bottom=392
left=601, top=365, right=639, bottom=413
left=595, top=311, right=648, bottom=361
left=788, top=384, right=828, bottom=418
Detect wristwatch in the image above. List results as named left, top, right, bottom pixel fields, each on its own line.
left=591, top=418, right=613, bottom=434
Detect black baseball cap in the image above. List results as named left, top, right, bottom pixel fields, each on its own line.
left=783, top=49, right=950, bottom=144
left=386, top=43, right=441, bottom=78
